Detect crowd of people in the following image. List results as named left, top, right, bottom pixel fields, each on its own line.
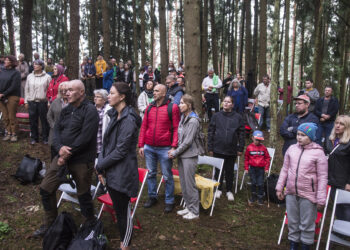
left=0, top=53, right=349, bottom=250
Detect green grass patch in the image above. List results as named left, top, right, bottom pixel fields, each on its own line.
left=0, top=222, right=11, bottom=241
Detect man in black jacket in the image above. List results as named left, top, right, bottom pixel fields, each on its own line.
left=314, top=86, right=339, bottom=145
left=33, top=80, right=99, bottom=238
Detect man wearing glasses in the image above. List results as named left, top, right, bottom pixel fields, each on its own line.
left=280, top=95, right=319, bottom=156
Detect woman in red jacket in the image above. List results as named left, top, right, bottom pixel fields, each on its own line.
left=46, top=64, right=69, bottom=103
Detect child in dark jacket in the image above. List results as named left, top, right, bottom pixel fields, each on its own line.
left=244, top=130, right=271, bottom=205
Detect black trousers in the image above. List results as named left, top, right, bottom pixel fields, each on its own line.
left=213, top=153, right=236, bottom=192
left=107, top=186, right=133, bottom=247
left=28, top=101, right=50, bottom=142
left=95, top=77, right=103, bottom=89
left=205, top=93, right=219, bottom=121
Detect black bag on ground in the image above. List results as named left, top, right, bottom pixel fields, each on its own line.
left=43, top=212, right=77, bottom=250
left=13, top=154, right=42, bottom=184
left=68, top=219, right=107, bottom=250
left=265, top=173, right=285, bottom=204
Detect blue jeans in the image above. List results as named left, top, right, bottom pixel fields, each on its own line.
left=249, top=167, right=265, bottom=198
left=144, top=144, right=174, bottom=204
left=257, top=105, right=270, bottom=129
left=316, top=122, right=334, bottom=145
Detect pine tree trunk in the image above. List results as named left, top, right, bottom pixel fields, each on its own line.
left=299, top=18, right=305, bottom=86
left=251, top=0, right=258, bottom=85
left=219, top=1, right=226, bottom=78
left=140, top=0, right=146, bottom=65
left=201, top=0, right=208, bottom=78
left=20, top=0, right=33, bottom=61
left=132, top=0, right=140, bottom=95
left=64, top=0, right=69, bottom=62
left=5, top=0, right=16, bottom=56
left=233, top=0, right=239, bottom=73
left=66, top=0, right=80, bottom=79
left=244, top=0, right=252, bottom=79
left=258, top=0, right=267, bottom=81
left=90, top=0, right=98, bottom=61
left=102, top=0, right=111, bottom=59
left=116, top=0, right=121, bottom=60
left=0, top=0, right=4, bottom=55
left=180, top=0, right=184, bottom=63
left=168, top=9, right=173, bottom=61
left=312, top=0, right=324, bottom=91
left=238, top=1, right=245, bottom=75
left=209, top=0, right=218, bottom=73
left=289, top=2, right=297, bottom=114
left=159, top=0, right=168, bottom=82
left=111, top=0, right=117, bottom=56
left=282, top=0, right=290, bottom=117
left=150, top=0, right=155, bottom=66
left=277, top=7, right=285, bottom=77
left=269, top=0, right=280, bottom=148
left=184, top=0, right=202, bottom=114
left=175, top=0, right=181, bottom=64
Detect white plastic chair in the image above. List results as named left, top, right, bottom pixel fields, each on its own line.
left=326, top=189, right=350, bottom=249
left=240, top=147, right=275, bottom=190
left=197, top=155, right=224, bottom=216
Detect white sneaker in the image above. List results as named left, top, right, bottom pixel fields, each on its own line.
left=183, top=211, right=199, bottom=220
left=226, top=191, right=234, bottom=201
left=177, top=208, right=189, bottom=216
left=215, top=190, right=222, bottom=199
left=268, top=129, right=271, bottom=133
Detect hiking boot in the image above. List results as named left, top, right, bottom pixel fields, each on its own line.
left=226, top=192, right=234, bottom=201
left=183, top=211, right=199, bottom=220
left=215, top=190, right=222, bottom=199
left=32, top=224, right=50, bottom=238
left=143, top=198, right=157, bottom=208
left=2, top=134, right=11, bottom=141
left=10, top=135, right=17, bottom=142
left=248, top=193, right=257, bottom=204
left=164, top=203, right=174, bottom=213
left=177, top=208, right=189, bottom=216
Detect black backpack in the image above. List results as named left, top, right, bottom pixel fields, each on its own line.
left=13, top=155, right=42, bottom=184
left=43, top=212, right=77, bottom=250
left=264, top=174, right=285, bottom=204
left=68, top=219, right=107, bottom=250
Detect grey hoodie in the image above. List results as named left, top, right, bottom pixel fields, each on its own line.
left=172, top=112, right=204, bottom=158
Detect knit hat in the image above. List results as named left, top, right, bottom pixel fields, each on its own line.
left=297, top=123, right=318, bottom=141
left=253, top=130, right=264, bottom=140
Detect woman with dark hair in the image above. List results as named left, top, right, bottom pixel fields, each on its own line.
left=208, top=95, right=245, bottom=201
left=137, top=80, right=154, bottom=119
left=0, top=55, right=21, bottom=142
left=46, top=64, right=69, bottom=104
left=95, top=82, right=141, bottom=250
left=168, top=94, right=204, bottom=220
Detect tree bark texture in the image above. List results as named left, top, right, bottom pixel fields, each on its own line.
left=244, top=0, right=252, bottom=79
left=209, top=0, right=218, bottom=73
left=140, top=0, right=146, bottom=65
left=5, top=0, right=16, bottom=56
left=184, top=0, right=202, bottom=115
left=102, top=0, right=111, bottom=59
left=312, top=0, right=324, bottom=91
left=150, top=0, right=155, bottom=66
left=201, top=0, right=208, bottom=78
left=132, top=0, right=140, bottom=95
left=90, top=0, right=98, bottom=60
left=258, top=0, right=267, bottom=81
left=251, top=0, right=258, bottom=86
left=0, top=0, right=4, bottom=55
left=159, top=0, right=169, bottom=83
left=282, top=0, right=290, bottom=117
left=238, top=0, right=245, bottom=75
left=20, top=0, right=33, bottom=61
left=289, top=2, right=297, bottom=114
left=66, top=0, right=80, bottom=79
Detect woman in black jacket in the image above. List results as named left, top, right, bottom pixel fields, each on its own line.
left=326, top=115, right=350, bottom=199
left=96, top=82, right=141, bottom=250
left=0, top=55, right=21, bottom=142
left=208, top=96, right=245, bottom=201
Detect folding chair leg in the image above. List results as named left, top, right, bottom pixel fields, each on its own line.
left=57, top=193, right=64, bottom=208
left=277, top=214, right=287, bottom=245
left=210, top=188, right=218, bottom=216
left=156, top=176, right=164, bottom=194
left=316, top=187, right=331, bottom=250
left=240, top=172, right=246, bottom=191
left=97, top=203, right=105, bottom=219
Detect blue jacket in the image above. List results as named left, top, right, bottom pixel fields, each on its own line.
left=103, top=69, right=114, bottom=92
left=227, top=87, right=248, bottom=113
left=280, top=112, right=319, bottom=155
left=84, top=63, right=96, bottom=76
left=314, top=96, right=339, bottom=122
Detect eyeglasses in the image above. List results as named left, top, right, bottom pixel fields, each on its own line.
left=94, top=96, right=103, bottom=99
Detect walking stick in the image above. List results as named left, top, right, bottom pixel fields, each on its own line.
left=266, top=174, right=270, bottom=208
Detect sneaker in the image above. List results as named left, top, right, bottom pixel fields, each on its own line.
left=30, top=139, right=37, bottom=145
left=248, top=194, right=257, bottom=204
left=177, top=208, right=189, bottom=216
left=183, top=211, right=199, bottom=220
left=164, top=203, right=174, bottom=213
left=10, top=135, right=17, bottom=142
left=268, top=129, right=271, bottom=133
left=215, top=190, right=222, bottom=199
left=43, top=140, right=48, bottom=145
left=2, top=134, right=11, bottom=141
left=258, top=198, right=264, bottom=206
left=226, top=192, right=234, bottom=201
left=143, top=198, right=157, bottom=208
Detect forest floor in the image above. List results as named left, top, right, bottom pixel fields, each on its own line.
left=0, top=125, right=343, bottom=250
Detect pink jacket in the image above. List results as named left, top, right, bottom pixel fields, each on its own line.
left=276, top=142, right=328, bottom=205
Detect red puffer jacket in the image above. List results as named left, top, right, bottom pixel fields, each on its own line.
left=46, top=74, right=69, bottom=102
left=244, top=143, right=271, bottom=171
left=138, top=98, right=180, bottom=148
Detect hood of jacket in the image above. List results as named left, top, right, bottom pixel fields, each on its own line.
left=107, top=105, right=142, bottom=128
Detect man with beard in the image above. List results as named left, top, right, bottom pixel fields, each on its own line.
left=280, top=95, right=319, bottom=156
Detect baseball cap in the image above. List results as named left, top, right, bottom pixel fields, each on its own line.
left=253, top=130, right=264, bottom=140
left=294, top=94, right=310, bottom=104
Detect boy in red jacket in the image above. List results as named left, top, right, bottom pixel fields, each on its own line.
left=244, top=130, right=271, bottom=205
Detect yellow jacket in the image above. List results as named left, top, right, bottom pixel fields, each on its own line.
left=95, top=60, right=107, bottom=77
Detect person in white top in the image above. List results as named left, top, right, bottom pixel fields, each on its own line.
left=139, top=67, right=145, bottom=91
left=253, top=75, right=271, bottom=131
left=201, top=68, right=222, bottom=121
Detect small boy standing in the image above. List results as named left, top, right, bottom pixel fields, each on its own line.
left=244, top=130, right=271, bottom=205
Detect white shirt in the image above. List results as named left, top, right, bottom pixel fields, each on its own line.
left=201, top=76, right=222, bottom=94
left=253, top=82, right=271, bottom=107
left=139, top=72, right=145, bottom=88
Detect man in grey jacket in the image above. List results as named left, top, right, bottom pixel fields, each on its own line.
left=298, top=79, right=319, bottom=112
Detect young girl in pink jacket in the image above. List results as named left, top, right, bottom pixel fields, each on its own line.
left=276, top=123, right=328, bottom=250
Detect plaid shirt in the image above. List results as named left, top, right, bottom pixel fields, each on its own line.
left=96, top=105, right=105, bottom=154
